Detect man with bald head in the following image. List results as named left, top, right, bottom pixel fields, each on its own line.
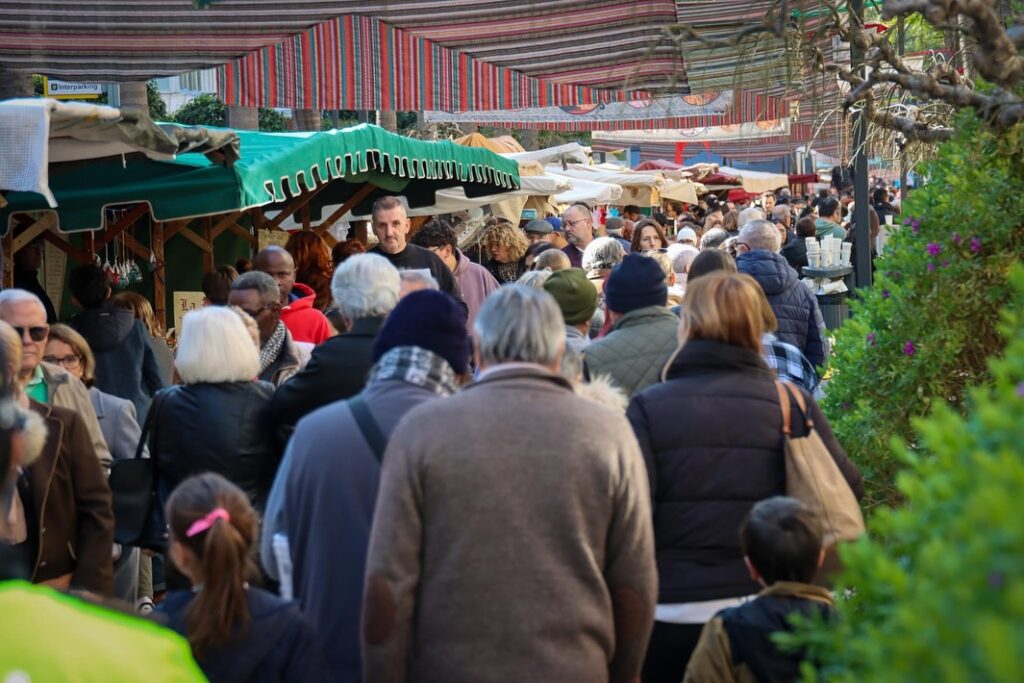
left=0, top=290, right=110, bottom=468
left=0, top=320, right=114, bottom=594
left=254, top=246, right=332, bottom=345
left=561, top=203, right=596, bottom=268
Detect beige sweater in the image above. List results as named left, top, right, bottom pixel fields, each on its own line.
left=362, top=366, right=657, bottom=683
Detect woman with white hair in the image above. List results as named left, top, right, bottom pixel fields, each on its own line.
left=149, top=306, right=279, bottom=515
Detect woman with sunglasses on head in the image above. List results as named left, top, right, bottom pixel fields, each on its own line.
left=159, top=473, right=325, bottom=683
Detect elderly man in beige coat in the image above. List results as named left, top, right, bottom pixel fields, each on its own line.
left=362, top=285, right=657, bottom=683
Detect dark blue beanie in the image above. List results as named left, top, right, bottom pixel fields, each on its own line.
left=603, top=253, right=668, bottom=314
left=373, top=290, right=470, bottom=374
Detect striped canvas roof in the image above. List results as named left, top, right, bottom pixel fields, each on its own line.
left=0, top=0, right=684, bottom=93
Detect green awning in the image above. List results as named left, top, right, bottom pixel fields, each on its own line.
left=1, top=123, right=521, bottom=232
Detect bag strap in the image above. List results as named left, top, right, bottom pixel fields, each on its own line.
left=135, top=386, right=173, bottom=466
left=775, top=380, right=813, bottom=437
left=348, top=395, right=387, bottom=463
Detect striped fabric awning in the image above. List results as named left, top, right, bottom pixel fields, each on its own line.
left=0, top=0, right=683, bottom=94
left=218, top=15, right=629, bottom=112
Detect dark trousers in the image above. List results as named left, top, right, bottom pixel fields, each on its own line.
left=642, top=621, right=705, bottom=683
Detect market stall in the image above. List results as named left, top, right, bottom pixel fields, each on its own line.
left=1, top=117, right=520, bottom=325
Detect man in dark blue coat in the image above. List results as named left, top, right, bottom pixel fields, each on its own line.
left=736, top=220, right=829, bottom=368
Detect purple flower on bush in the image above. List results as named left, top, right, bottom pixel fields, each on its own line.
left=941, top=259, right=951, bottom=268
left=970, top=237, right=982, bottom=253
left=926, top=242, right=942, bottom=256
left=903, top=216, right=912, bottom=226
left=927, top=262, right=936, bottom=273
left=911, top=224, right=920, bottom=236
left=903, top=341, right=916, bottom=356
left=1016, top=382, right=1024, bottom=398
left=882, top=289, right=891, bottom=299
left=866, top=333, right=876, bottom=346
left=952, top=232, right=962, bottom=244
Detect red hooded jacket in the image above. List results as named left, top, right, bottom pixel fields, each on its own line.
left=282, top=282, right=332, bottom=344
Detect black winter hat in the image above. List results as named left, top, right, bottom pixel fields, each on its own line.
left=373, top=290, right=469, bottom=374
left=603, top=254, right=668, bottom=314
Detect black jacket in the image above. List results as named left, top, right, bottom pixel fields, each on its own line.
left=626, top=340, right=862, bottom=604
left=159, top=587, right=326, bottom=683
left=736, top=250, right=827, bottom=367
left=780, top=237, right=809, bottom=276
left=270, top=316, right=384, bottom=429
left=13, top=266, right=58, bottom=323
left=69, top=305, right=164, bottom=421
left=369, top=244, right=466, bottom=310
left=151, top=382, right=279, bottom=511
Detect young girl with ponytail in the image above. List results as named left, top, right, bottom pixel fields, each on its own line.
left=158, top=473, right=324, bottom=682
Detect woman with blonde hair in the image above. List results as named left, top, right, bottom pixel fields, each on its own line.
left=625, top=272, right=862, bottom=682
left=479, top=217, right=530, bottom=284
left=110, top=291, right=174, bottom=386
left=44, top=323, right=148, bottom=604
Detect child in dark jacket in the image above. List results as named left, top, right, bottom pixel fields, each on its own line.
left=157, top=473, right=325, bottom=683
left=684, top=497, right=834, bottom=683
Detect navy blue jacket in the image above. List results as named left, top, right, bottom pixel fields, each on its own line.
left=626, top=340, right=862, bottom=604
left=159, top=587, right=326, bottom=683
left=736, top=250, right=828, bottom=367
left=69, top=305, right=163, bottom=421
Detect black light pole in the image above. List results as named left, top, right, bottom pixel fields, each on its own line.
left=897, top=16, right=909, bottom=203
left=850, top=0, right=872, bottom=290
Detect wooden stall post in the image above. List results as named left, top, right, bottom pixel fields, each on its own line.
left=152, top=221, right=167, bottom=330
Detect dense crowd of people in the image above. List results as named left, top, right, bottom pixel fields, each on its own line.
left=0, top=186, right=880, bottom=681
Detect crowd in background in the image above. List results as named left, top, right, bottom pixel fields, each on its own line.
left=0, top=182, right=889, bottom=681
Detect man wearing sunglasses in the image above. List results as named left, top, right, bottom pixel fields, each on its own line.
left=0, top=290, right=110, bottom=469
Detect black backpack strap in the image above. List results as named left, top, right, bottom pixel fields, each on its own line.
left=348, top=395, right=387, bottom=463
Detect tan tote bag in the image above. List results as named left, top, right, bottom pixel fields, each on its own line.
left=776, top=381, right=865, bottom=546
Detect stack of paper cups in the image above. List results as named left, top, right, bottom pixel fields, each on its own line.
left=831, top=238, right=842, bottom=266
left=820, top=236, right=833, bottom=266
left=806, top=237, right=821, bottom=268
left=841, top=242, right=853, bottom=267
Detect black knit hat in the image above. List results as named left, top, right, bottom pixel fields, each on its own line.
left=603, top=254, right=668, bottom=314
left=373, top=290, right=469, bottom=374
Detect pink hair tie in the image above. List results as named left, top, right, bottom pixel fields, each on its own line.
left=185, top=508, right=230, bottom=538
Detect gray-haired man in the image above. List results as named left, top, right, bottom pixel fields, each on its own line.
left=363, top=285, right=656, bottom=683
left=228, top=271, right=301, bottom=387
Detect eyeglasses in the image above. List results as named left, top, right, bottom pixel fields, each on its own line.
left=43, top=354, right=81, bottom=370
left=239, top=305, right=270, bottom=319
left=564, top=218, right=591, bottom=228
left=14, top=325, right=48, bottom=342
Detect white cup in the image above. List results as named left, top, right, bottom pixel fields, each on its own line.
left=885, top=214, right=893, bottom=226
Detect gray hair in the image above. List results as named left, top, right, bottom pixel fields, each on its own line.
left=399, top=269, right=439, bottom=290
left=771, top=205, right=791, bottom=223
left=0, top=289, right=46, bottom=317
left=563, top=203, right=592, bottom=222
left=700, top=227, right=730, bottom=250
left=331, top=253, right=401, bottom=320
left=581, top=236, right=624, bottom=275
left=231, top=270, right=280, bottom=305
left=533, top=249, right=570, bottom=272
left=739, top=219, right=783, bottom=252
left=738, top=207, right=766, bottom=228
left=474, top=285, right=565, bottom=367
left=671, top=246, right=700, bottom=275
left=175, top=306, right=260, bottom=384
left=516, top=269, right=553, bottom=290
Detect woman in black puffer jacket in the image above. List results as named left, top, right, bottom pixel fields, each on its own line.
left=626, top=272, right=862, bottom=683
left=150, top=306, right=280, bottom=515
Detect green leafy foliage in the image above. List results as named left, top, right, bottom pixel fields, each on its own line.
left=172, top=93, right=225, bottom=127
left=787, top=265, right=1024, bottom=682
left=146, top=81, right=169, bottom=121
left=823, top=112, right=1024, bottom=507
left=172, top=94, right=292, bottom=132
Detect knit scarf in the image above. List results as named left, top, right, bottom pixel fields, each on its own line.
left=492, top=260, right=521, bottom=284
left=258, top=321, right=287, bottom=374
left=367, top=346, right=459, bottom=396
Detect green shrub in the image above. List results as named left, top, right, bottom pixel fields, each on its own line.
left=823, top=113, right=1024, bottom=507
left=788, top=266, right=1024, bottom=681
left=173, top=93, right=291, bottom=132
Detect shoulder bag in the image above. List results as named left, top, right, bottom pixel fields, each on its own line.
left=776, top=381, right=865, bottom=547
left=108, top=387, right=173, bottom=552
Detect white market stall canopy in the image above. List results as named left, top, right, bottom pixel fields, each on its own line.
left=548, top=173, right=623, bottom=206
left=717, top=166, right=790, bottom=194
left=548, top=164, right=663, bottom=206
left=506, top=143, right=590, bottom=167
